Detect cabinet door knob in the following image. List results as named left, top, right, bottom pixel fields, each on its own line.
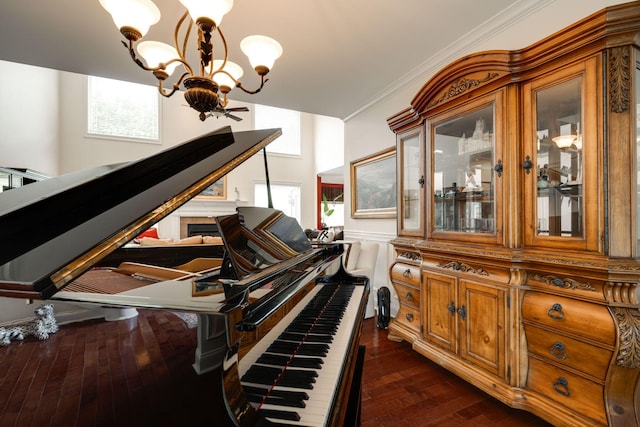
left=547, top=303, right=565, bottom=320
left=493, top=159, right=503, bottom=178
left=553, top=377, right=571, bottom=397
left=457, top=304, right=467, bottom=320
left=522, top=155, right=533, bottom=174
left=448, top=301, right=456, bottom=316
left=405, top=291, right=413, bottom=302
left=549, top=341, right=568, bottom=360
left=405, top=312, right=414, bottom=322
left=402, top=268, right=411, bottom=278
left=418, top=175, right=425, bottom=187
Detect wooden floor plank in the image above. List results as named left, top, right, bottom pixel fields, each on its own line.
left=0, top=308, right=552, bottom=427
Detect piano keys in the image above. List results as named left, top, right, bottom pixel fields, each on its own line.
left=239, top=278, right=367, bottom=426
left=0, top=126, right=369, bottom=426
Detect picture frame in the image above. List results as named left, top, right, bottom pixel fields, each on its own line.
left=196, top=176, right=227, bottom=200
left=350, top=147, right=397, bottom=219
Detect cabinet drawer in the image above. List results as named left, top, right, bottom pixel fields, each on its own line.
left=524, top=325, right=612, bottom=380
left=393, top=282, right=420, bottom=308
left=391, top=263, right=420, bottom=286
left=527, top=357, right=607, bottom=425
left=522, top=292, right=615, bottom=345
left=396, top=304, right=419, bottom=332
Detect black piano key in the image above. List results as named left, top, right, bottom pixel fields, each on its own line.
left=245, top=393, right=307, bottom=408
left=268, top=376, right=315, bottom=389
left=285, top=324, right=337, bottom=335
left=267, top=341, right=329, bottom=357
left=242, top=385, right=309, bottom=402
left=277, top=332, right=333, bottom=343
left=257, top=354, right=324, bottom=369
left=242, top=367, right=317, bottom=389
left=257, top=408, right=301, bottom=422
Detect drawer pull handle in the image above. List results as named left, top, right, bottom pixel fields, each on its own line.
left=547, top=303, right=565, bottom=320
left=405, top=312, right=414, bottom=322
left=458, top=304, right=467, bottom=320
left=553, top=377, right=571, bottom=397
left=405, top=291, right=413, bottom=302
left=448, top=301, right=456, bottom=316
left=402, top=268, right=411, bottom=278
left=549, top=341, right=568, bottom=360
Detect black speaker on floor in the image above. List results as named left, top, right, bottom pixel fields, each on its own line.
left=377, top=287, right=390, bottom=329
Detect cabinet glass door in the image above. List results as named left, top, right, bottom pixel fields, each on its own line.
left=534, top=78, right=583, bottom=238
left=432, top=101, right=497, bottom=238
left=398, top=127, right=424, bottom=236
left=523, top=58, right=599, bottom=251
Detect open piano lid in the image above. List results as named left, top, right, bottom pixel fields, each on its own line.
left=0, top=126, right=281, bottom=299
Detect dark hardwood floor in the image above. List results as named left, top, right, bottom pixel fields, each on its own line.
left=0, top=309, right=551, bottom=427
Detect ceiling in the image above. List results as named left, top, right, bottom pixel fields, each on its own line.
left=1, top=0, right=534, bottom=120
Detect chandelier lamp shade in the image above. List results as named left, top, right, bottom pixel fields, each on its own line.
left=98, top=0, right=283, bottom=121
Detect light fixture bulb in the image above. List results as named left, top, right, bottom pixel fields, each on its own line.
left=210, top=60, right=244, bottom=91
left=241, top=35, right=283, bottom=74
left=552, top=135, right=577, bottom=149
left=137, top=41, right=180, bottom=76
left=99, top=0, right=160, bottom=38
left=178, top=0, right=233, bottom=28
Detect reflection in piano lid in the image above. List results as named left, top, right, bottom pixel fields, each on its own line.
left=0, top=126, right=370, bottom=426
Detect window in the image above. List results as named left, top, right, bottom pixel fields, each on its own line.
left=254, top=182, right=302, bottom=224
left=254, top=104, right=301, bottom=155
left=87, top=76, right=160, bottom=142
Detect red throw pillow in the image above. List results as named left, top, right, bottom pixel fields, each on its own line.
left=135, top=228, right=159, bottom=243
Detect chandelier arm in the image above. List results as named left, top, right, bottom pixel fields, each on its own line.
left=157, top=71, right=190, bottom=98
left=213, top=25, right=230, bottom=76
left=124, top=40, right=152, bottom=72
left=175, top=11, right=191, bottom=65
left=122, top=38, right=191, bottom=77
left=235, top=76, right=268, bottom=95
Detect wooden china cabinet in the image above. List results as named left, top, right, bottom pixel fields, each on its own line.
left=387, top=3, right=640, bottom=426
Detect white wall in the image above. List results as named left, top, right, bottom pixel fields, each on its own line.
left=0, top=61, right=59, bottom=176
left=314, top=114, right=344, bottom=174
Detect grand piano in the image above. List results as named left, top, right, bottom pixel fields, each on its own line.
left=0, top=126, right=369, bottom=426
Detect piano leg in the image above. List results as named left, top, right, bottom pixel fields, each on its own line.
left=193, top=313, right=229, bottom=374
left=343, top=345, right=366, bottom=427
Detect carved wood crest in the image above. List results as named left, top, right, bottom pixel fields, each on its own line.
left=612, top=307, right=640, bottom=369
left=437, top=261, right=489, bottom=276
left=427, top=72, right=499, bottom=109
left=609, top=46, right=630, bottom=113
left=531, top=273, right=596, bottom=292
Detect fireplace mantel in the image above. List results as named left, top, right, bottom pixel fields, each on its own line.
left=157, top=199, right=249, bottom=240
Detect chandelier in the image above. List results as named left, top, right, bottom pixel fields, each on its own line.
left=99, top=0, right=283, bottom=121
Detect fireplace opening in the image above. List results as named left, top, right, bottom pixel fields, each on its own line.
left=187, top=223, right=219, bottom=237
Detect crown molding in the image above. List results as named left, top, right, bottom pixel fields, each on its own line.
left=344, top=0, right=555, bottom=122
